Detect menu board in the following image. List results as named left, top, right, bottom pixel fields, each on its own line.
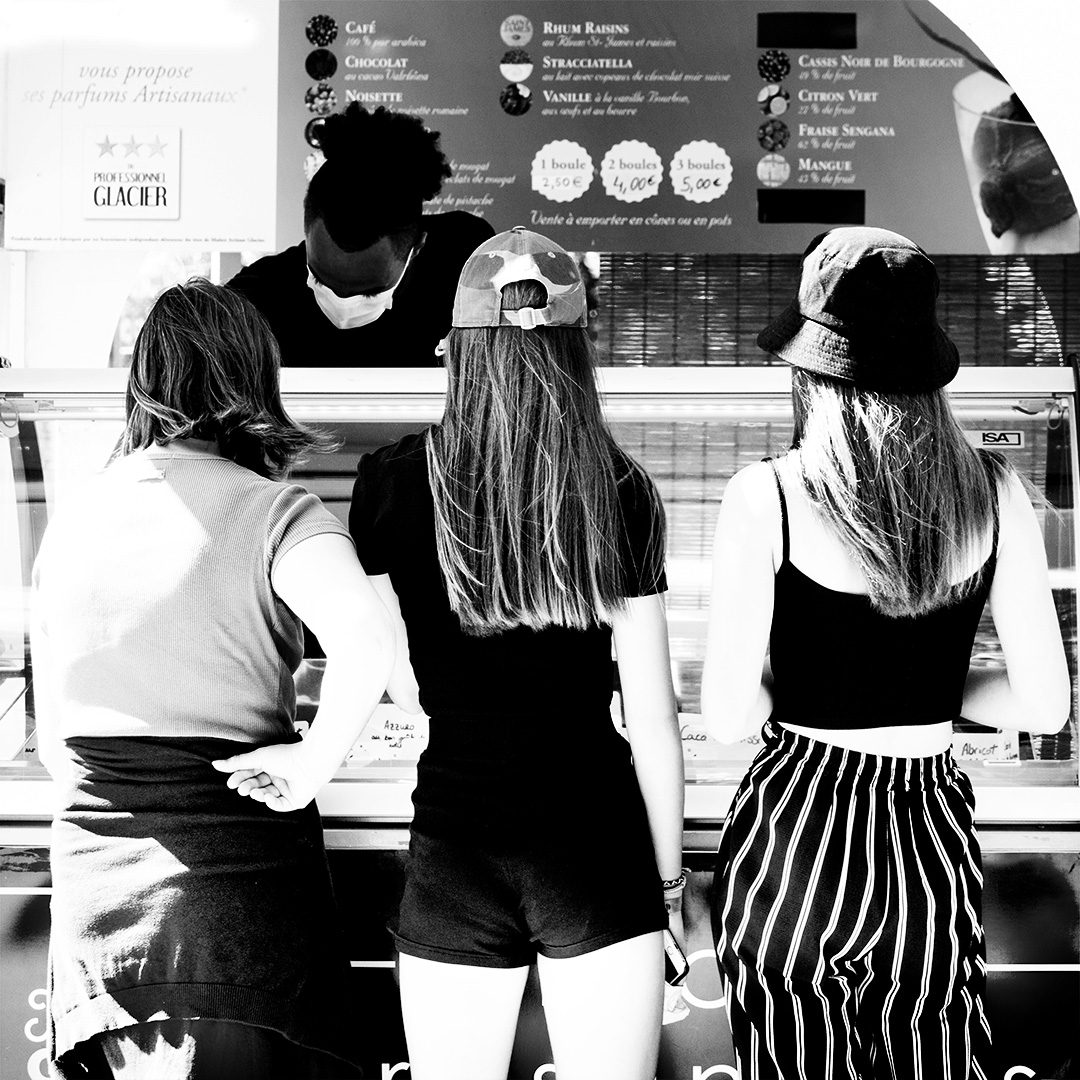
left=277, top=0, right=1079, bottom=254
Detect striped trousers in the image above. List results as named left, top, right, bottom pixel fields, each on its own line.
left=712, top=721, right=992, bottom=1080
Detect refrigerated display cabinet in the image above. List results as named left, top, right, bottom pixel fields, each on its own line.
left=1, top=366, right=1077, bottom=1079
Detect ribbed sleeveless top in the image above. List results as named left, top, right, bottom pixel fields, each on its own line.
left=767, top=461, right=997, bottom=729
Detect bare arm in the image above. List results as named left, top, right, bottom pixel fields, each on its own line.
left=962, top=472, right=1071, bottom=734
left=368, top=573, right=423, bottom=714
left=611, top=593, right=684, bottom=884
left=214, top=533, right=395, bottom=810
left=29, top=545, right=74, bottom=783
left=700, top=463, right=778, bottom=744
left=28, top=621, right=72, bottom=783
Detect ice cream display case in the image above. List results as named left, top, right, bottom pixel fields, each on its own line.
left=2, top=365, right=1077, bottom=819
left=1, top=366, right=1078, bottom=1078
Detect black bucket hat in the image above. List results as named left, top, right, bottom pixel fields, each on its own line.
left=757, top=227, right=960, bottom=393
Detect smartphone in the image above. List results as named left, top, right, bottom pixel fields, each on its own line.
left=663, top=928, right=689, bottom=986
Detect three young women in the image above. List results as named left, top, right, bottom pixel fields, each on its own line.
left=702, top=226, right=1070, bottom=1079
left=59, top=227, right=1069, bottom=1080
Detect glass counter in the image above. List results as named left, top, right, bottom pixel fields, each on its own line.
left=1, top=365, right=1076, bottom=832
left=2, top=367, right=1077, bottom=1080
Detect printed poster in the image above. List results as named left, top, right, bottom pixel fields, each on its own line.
left=3, top=0, right=278, bottom=249
left=277, top=0, right=1079, bottom=254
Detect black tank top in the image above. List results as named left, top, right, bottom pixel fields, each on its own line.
left=767, top=461, right=998, bottom=729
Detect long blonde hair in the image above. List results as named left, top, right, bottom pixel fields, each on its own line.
left=790, top=368, right=1008, bottom=617
left=428, top=280, right=662, bottom=636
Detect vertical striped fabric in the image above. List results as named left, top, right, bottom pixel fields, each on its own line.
left=713, top=721, right=992, bottom=1080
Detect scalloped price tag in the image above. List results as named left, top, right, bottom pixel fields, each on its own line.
left=600, top=139, right=663, bottom=203
left=531, top=139, right=594, bottom=203
left=670, top=140, right=733, bottom=204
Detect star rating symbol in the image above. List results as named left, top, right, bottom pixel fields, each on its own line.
left=97, top=135, right=117, bottom=157
left=146, top=135, right=168, bottom=157
left=122, top=135, right=142, bottom=157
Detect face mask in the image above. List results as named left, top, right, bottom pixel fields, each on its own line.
left=306, top=250, right=413, bottom=330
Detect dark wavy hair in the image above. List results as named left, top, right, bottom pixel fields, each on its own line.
left=120, top=279, right=335, bottom=479
left=428, top=279, right=664, bottom=635
left=303, top=103, right=452, bottom=255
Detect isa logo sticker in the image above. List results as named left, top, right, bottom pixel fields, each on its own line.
left=84, top=128, right=180, bottom=219
left=965, top=430, right=1025, bottom=449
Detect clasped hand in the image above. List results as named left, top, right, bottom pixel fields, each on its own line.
left=212, top=742, right=323, bottom=813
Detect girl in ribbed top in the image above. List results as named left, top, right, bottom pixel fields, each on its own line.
left=702, top=227, right=1069, bottom=1080
left=34, top=280, right=394, bottom=1079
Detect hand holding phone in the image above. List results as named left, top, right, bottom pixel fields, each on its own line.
left=663, top=928, right=689, bottom=986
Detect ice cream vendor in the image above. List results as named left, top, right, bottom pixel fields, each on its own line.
left=229, top=103, right=494, bottom=368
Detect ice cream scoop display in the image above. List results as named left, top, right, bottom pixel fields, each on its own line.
left=906, top=2, right=1077, bottom=254
left=954, top=71, right=1078, bottom=254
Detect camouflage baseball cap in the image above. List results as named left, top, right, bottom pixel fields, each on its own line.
left=452, top=226, right=588, bottom=330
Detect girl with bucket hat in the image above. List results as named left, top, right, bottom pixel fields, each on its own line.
left=346, top=227, right=684, bottom=1079
left=702, top=226, right=1069, bottom=1079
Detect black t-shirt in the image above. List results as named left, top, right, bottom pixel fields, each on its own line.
left=349, top=430, right=667, bottom=722
left=227, top=211, right=494, bottom=367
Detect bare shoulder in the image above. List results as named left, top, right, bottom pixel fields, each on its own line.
left=995, top=466, right=1041, bottom=541
left=715, top=460, right=784, bottom=558
left=723, top=459, right=781, bottom=519
left=996, top=466, right=1033, bottom=510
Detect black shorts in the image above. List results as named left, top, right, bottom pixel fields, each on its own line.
left=393, top=826, right=667, bottom=968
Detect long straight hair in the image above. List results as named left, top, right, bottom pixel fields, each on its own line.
left=120, top=278, right=334, bottom=479
left=789, top=368, right=1009, bottom=617
left=428, top=279, right=661, bottom=635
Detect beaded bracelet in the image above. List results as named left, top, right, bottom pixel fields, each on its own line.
left=661, top=870, right=689, bottom=894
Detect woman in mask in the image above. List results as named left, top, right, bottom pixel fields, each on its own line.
left=702, top=226, right=1070, bottom=1079
left=228, top=102, right=493, bottom=367
left=35, top=280, right=395, bottom=1078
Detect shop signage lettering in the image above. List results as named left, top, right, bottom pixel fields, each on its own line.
left=543, top=22, right=631, bottom=34
left=543, top=57, right=634, bottom=69
left=82, top=127, right=180, bottom=220
left=93, top=182, right=168, bottom=207
left=346, top=57, right=408, bottom=68
left=799, top=90, right=881, bottom=102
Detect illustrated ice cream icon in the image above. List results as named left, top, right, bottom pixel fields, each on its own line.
left=500, top=48, right=533, bottom=84
left=757, top=84, right=790, bottom=116
left=499, top=83, right=532, bottom=116
left=907, top=3, right=1077, bottom=254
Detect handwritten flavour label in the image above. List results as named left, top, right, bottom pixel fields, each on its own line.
left=348, top=703, right=430, bottom=761
left=951, top=730, right=1020, bottom=762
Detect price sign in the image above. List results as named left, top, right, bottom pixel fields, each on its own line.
left=669, top=140, right=733, bottom=204
left=600, top=139, right=663, bottom=204
left=531, top=139, right=594, bottom=203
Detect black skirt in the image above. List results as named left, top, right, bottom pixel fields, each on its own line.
left=48, top=736, right=359, bottom=1071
